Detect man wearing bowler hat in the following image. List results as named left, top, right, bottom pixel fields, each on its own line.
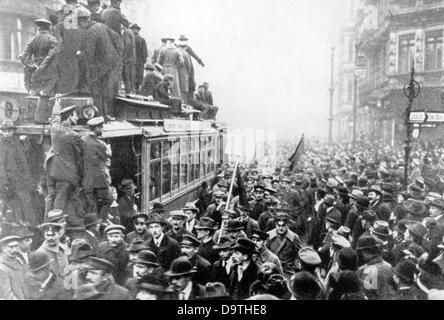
left=44, top=104, right=83, bottom=217
left=356, top=235, right=395, bottom=300
left=164, top=256, right=206, bottom=300
left=97, top=224, right=129, bottom=286
left=0, top=235, right=27, bottom=299
left=166, top=210, right=192, bottom=243
left=25, top=251, right=70, bottom=300
left=180, top=234, right=211, bottom=285
left=79, top=256, right=132, bottom=300
left=82, top=116, right=113, bottom=222
left=146, top=213, right=181, bottom=271
left=195, top=217, right=219, bottom=264
left=126, top=212, right=151, bottom=244
left=251, top=229, right=283, bottom=274
left=228, top=238, right=259, bottom=299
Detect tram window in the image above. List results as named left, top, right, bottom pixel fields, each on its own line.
left=188, top=153, right=194, bottom=184
left=151, top=142, right=161, bottom=159
left=172, top=159, right=179, bottom=191
left=200, top=150, right=206, bottom=177
left=150, top=160, right=161, bottom=201
left=207, top=149, right=213, bottom=174
left=162, top=141, right=171, bottom=157
left=162, top=158, right=171, bottom=196
left=180, top=154, right=188, bottom=188
left=194, top=151, right=200, bottom=180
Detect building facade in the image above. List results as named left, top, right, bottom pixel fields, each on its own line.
left=335, top=0, right=444, bottom=145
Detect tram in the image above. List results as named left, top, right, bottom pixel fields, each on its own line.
left=12, top=93, right=227, bottom=215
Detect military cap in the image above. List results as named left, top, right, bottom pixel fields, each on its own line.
left=355, top=236, right=383, bottom=251
left=348, top=189, right=364, bottom=200
left=38, top=209, right=67, bottom=230
left=0, top=235, right=21, bottom=247
left=181, top=234, right=201, bottom=248
left=274, top=211, right=290, bottom=224
left=55, top=105, right=76, bottom=116
left=164, top=256, right=196, bottom=277
left=195, top=217, right=217, bottom=230
left=429, top=198, right=444, bottom=210
left=406, top=222, right=427, bottom=239
left=213, top=235, right=234, bottom=250
left=134, top=250, right=159, bottom=267
left=298, top=247, right=322, bottom=266
left=136, top=274, right=166, bottom=293
left=1, top=119, right=16, bottom=130
left=331, top=234, right=351, bottom=249
left=254, top=185, right=265, bottom=192
left=104, top=224, right=125, bottom=234
left=280, top=177, right=291, bottom=183
left=87, top=116, right=105, bottom=127
left=35, top=18, right=52, bottom=26
left=129, top=23, right=141, bottom=30
left=28, top=251, right=54, bottom=273
left=251, top=229, right=269, bottom=241
left=169, top=210, right=187, bottom=220
left=84, top=257, right=114, bottom=272
left=127, top=239, right=149, bottom=253
left=144, top=63, right=155, bottom=71
left=265, top=197, right=279, bottom=205
left=231, top=238, right=257, bottom=255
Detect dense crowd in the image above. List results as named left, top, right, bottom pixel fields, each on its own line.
left=2, top=135, right=444, bottom=300
left=20, top=0, right=218, bottom=122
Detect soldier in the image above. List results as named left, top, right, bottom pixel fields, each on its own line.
left=130, top=24, right=148, bottom=93
left=82, top=117, right=113, bottom=221
left=20, top=19, right=57, bottom=97
left=76, top=7, right=120, bottom=121
left=0, top=120, right=36, bottom=225
left=140, top=63, right=163, bottom=98
left=44, top=106, right=83, bottom=218
left=101, top=0, right=130, bottom=36
left=157, top=37, right=184, bottom=97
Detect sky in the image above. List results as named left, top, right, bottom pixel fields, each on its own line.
left=122, top=0, right=351, bottom=142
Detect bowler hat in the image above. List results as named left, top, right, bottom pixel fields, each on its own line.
left=164, top=256, right=197, bottom=277
left=104, top=224, right=125, bottom=234
left=169, top=210, right=187, bottom=220
left=225, top=219, right=243, bottom=231
left=129, top=23, right=141, bottom=30
left=84, top=257, right=115, bottom=272
left=251, top=229, right=269, bottom=241
left=127, top=239, right=149, bottom=253
left=298, top=247, right=322, bottom=266
left=231, top=238, right=257, bottom=255
left=355, top=236, right=383, bottom=251
left=152, top=202, right=165, bottom=213
left=181, top=234, right=201, bottom=248
left=135, top=250, right=159, bottom=267
left=1, top=119, right=16, bottom=130
left=195, top=217, right=217, bottom=230
left=213, top=236, right=234, bottom=250
left=146, top=213, right=168, bottom=226
left=406, top=222, right=427, bottom=239
left=370, top=220, right=392, bottom=239
left=136, top=274, right=166, bottom=293
left=28, top=251, right=54, bottom=272
left=393, top=260, right=417, bottom=284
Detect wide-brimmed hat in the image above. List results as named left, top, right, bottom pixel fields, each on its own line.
left=195, top=217, right=217, bottom=230
left=84, top=257, right=115, bottom=272
left=134, top=250, right=159, bottom=267
left=212, top=236, right=234, bottom=250
left=370, top=220, right=392, bottom=239
left=164, top=256, right=197, bottom=277
left=231, top=238, right=257, bottom=255
left=136, top=274, right=166, bottom=294
left=28, top=251, right=54, bottom=272
left=146, top=213, right=168, bottom=227
left=182, top=202, right=199, bottom=213
left=127, top=239, right=149, bottom=253
left=169, top=210, right=187, bottom=220
left=404, top=200, right=427, bottom=217
left=355, top=236, right=383, bottom=251
left=225, top=219, right=243, bottom=231
left=406, top=222, right=427, bottom=239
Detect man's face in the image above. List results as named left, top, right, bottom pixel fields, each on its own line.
left=184, top=210, right=195, bottom=223
left=264, top=191, right=271, bottom=199
left=281, top=182, right=290, bottom=190
left=239, top=209, right=248, bottom=219
left=231, top=250, right=245, bottom=265
left=251, top=236, right=265, bottom=250
left=78, top=18, right=89, bottom=30
left=246, top=181, right=254, bottom=192
left=272, top=182, right=279, bottom=190
left=131, top=28, right=139, bottom=35
left=171, top=217, right=185, bottom=230
left=136, top=290, right=157, bottom=300
left=227, top=230, right=240, bottom=241
left=430, top=206, right=443, bottom=218
left=1, top=241, right=19, bottom=259
left=129, top=252, right=138, bottom=262
left=133, top=263, right=150, bottom=278
left=149, top=223, right=163, bottom=239
left=85, top=269, right=105, bottom=286
left=368, top=192, right=379, bottom=203
left=20, top=237, right=33, bottom=252
left=254, top=190, right=264, bottom=200
left=170, top=275, right=190, bottom=292
left=107, top=232, right=123, bottom=247
left=180, top=244, right=197, bottom=258
left=196, top=228, right=209, bottom=240
left=275, top=221, right=288, bottom=236
left=214, top=196, right=223, bottom=205
left=134, top=218, right=147, bottom=234
left=267, top=204, right=277, bottom=213
left=263, top=178, right=271, bottom=185
left=219, top=249, right=232, bottom=260
left=44, top=228, right=61, bottom=246
left=111, top=189, right=118, bottom=201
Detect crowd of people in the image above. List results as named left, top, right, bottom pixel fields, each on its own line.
left=2, top=134, right=444, bottom=300
left=19, top=0, right=218, bottom=122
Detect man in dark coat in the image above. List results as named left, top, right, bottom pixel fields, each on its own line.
left=97, top=224, right=129, bottom=286
left=368, top=186, right=391, bottom=222
left=279, top=178, right=305, bottom=236
left=176, top=35, right=205, bottom=96
left=126, top=212, right=151, bottom=244
left=180, top=234, right=211, bottom=285
left=154, top=75, right=182, bottom=114
left=20, top=19, right=57, bottom=96
left=165, top=210, right=192, bottom=243
left=250, top=185, right=267, bottom=221
left=203, top=191, right=226, bottom=228
left=121, top=27, right=136, bottom=94
left=228, top=238, right=259, bottom=299
left=101, top=0, right=130, bottom=36
left=77, top=8, right=120, bottom=120
left=140, top=63, right=163, bottom=97
left=130, top=24, right=148, bottom=92
left=195, top=217, right=219, bottom=264
left=118, top=179, right=138, bottom=232
left=146, top=214, right=181, bottom=271
left=210, top=236, right=234, bottom=289
left=81, top=117, right=113, bottom=221
left=44, top=106, right=83, bottom=218
left=157, top=37, right=184, bottom=97
left=237, top=204, right=260, bottom=238
left=177, top=43, right=192, bottom=101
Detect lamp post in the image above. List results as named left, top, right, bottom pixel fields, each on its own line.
left=403, top=64, right=421, bottom=190
left=328, top=47, right=335, bottom=145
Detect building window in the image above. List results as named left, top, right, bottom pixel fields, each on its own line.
left=398, top=34, right=415, bottom=74
left=425, top=30, right=443, bottom=70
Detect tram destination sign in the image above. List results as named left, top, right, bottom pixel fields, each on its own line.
left=409, top=111, right=444, bottom=124
left=164, top=119, right=212, bottom=132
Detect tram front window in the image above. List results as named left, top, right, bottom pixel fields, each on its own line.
left=162, top=158, right=171, bottom=196
left=150, top=161, right=161, bottom=201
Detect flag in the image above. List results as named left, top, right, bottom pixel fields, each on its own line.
left=288, top=134, right=305, bottom=173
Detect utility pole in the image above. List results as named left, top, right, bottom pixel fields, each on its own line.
left=403, top=63, right=420, bottom=190
left=328, top=47, right=335, bottom=145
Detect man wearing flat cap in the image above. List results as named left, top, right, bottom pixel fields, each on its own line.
left=251, top=229, right=283, bottom=274
left=126, top=212, right=151, bottom=244
left=228, top=238, right=259, bottom=299
left=78, top=257, right=132, bottom=300
left=146, top=213, right=181, bottom=271
left=82, top=117, right=113, bottom=222
left=166, top=210, right=192, bottom=243
left=97, top=224, right=129, bottom=286
left=20, top=18, right=57, bottom=97
left=249, top=185, right=267, bottom=221
left=0, top=235, right=27, bottom=299
left=180, top=234, right=211, bottom=285
left=44, top=105, right=83, bottom=218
